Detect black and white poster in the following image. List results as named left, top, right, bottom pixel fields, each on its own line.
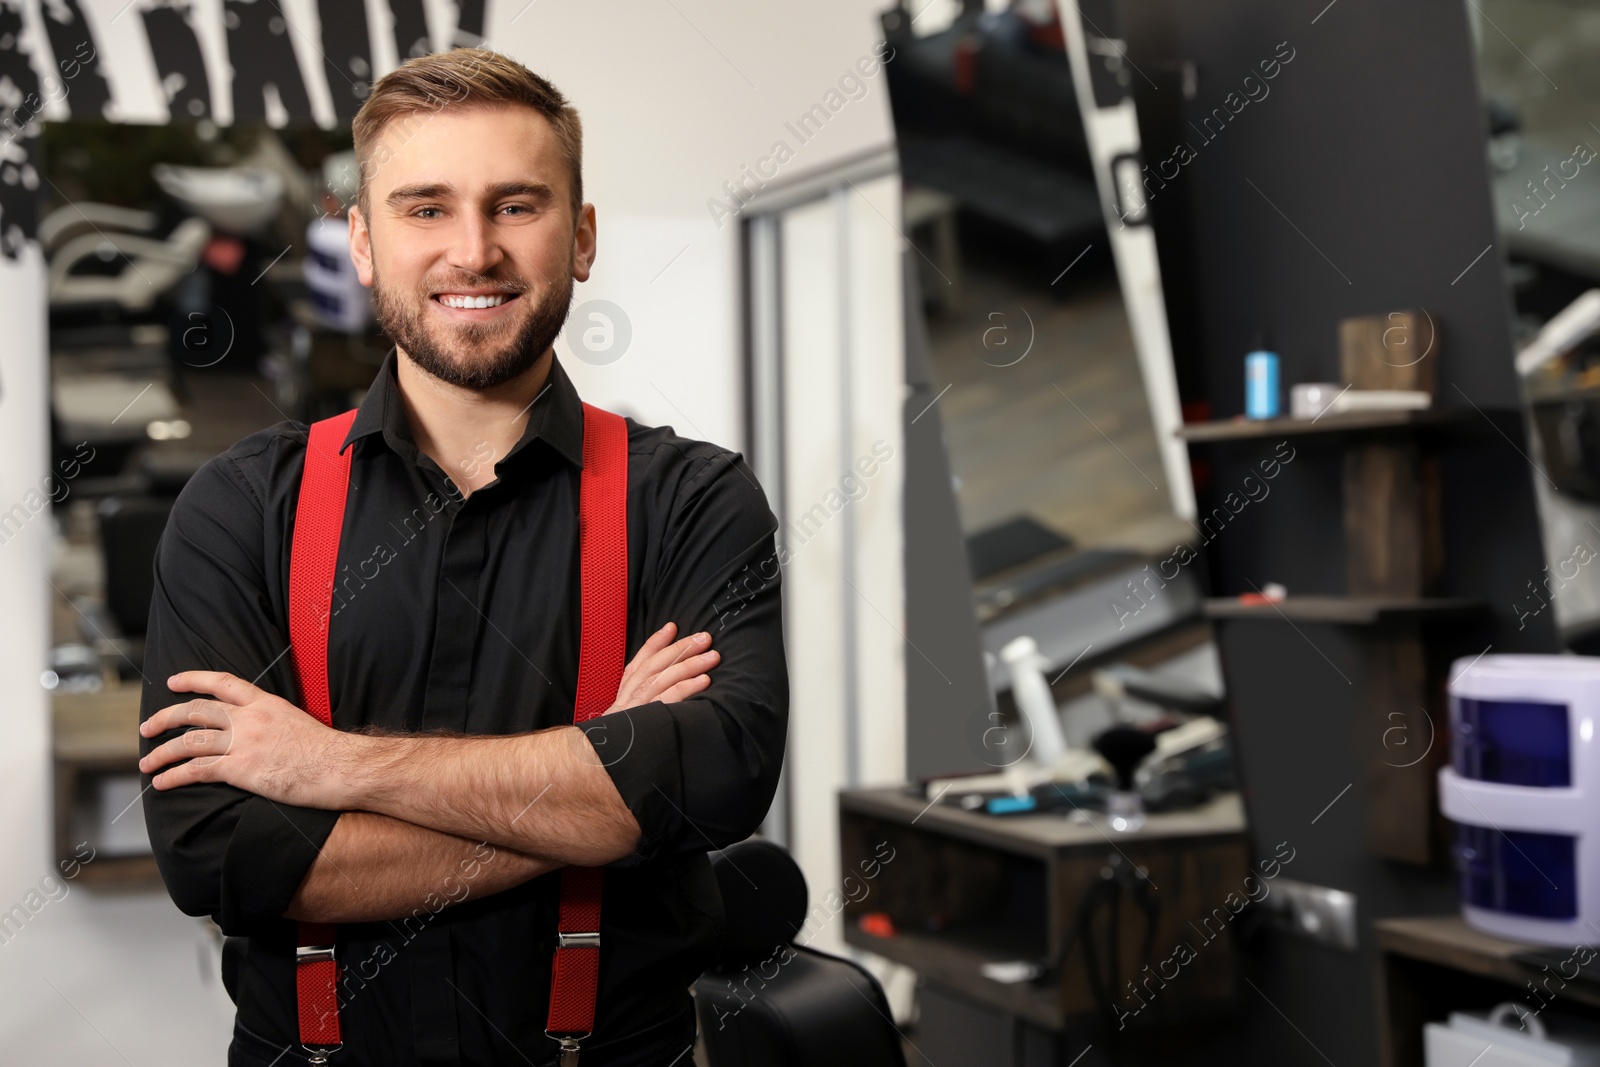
left=0, top=0, right=487, bottom=257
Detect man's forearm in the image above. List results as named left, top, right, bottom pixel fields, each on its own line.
left=337, top=725, right=641, bottom=865
left=285, top=811, right=561, bottom=923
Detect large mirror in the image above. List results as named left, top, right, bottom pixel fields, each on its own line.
left=882, top=0, right=1220, bottom=779
left=1470, top=0, right=1600, bottom=645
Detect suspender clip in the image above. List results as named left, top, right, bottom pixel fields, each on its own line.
left=296, top=944, right=337, bottom=965
left=556, top=931, right=601, bottom=950
left=546, top=1031, right=590, bottom=1066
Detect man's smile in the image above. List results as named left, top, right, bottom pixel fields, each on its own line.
left=432, top=290, right=523, bottom=313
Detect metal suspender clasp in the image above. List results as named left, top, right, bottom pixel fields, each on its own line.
left=296, top=944, right=337, bottom=965
left=556, top=1034, right=584, bottom=1066
left=556, top=930, right=601, bottom=950
left=545, top=1031, right=590, bottom=1067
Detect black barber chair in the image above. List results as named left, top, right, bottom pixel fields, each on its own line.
left=695, top=839, right=908, bottom=1067
left=94, top=495, right=175, bottom=678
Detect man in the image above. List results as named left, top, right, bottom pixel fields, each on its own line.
left=138, top=48, right=788, bottom=1066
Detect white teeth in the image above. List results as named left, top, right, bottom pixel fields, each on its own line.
left=440, top=294, right=508, bottom=309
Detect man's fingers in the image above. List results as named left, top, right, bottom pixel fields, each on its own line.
left=140, top=729, right=228, bottom=774
left=639, top=631, right=712, bottom=679
left=640, top=650, right=719, bottom=702
left=635, top=622, right=678, bottom=661
left=149, top=756, right=223, bottom=791
left=619, top=623, right=677, bottom=684
left=140, top=699, right=232, bottom=738
left=167, top=670, right=264, bottom=707
left=610, top=624, right=715, bottom=712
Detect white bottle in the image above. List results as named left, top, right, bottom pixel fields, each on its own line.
left=1000, top=636, right=1069, bottom=769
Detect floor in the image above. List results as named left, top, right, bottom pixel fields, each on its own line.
left=922, top=253, right=1193, bottom=559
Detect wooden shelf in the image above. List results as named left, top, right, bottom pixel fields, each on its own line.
left=1203, top=596, right=1490, bottom=625
left=1176, top=407, right=1484, bottom=444
left=53, top=685, right=143, bottom=763
left=72, top=855, right=163, bottom=888
left=1376, top=915, right=1600, bottom=1066
left=840, top=787, right=1245, bottom=862
left=1376, top=915, right=1600, bottom=1007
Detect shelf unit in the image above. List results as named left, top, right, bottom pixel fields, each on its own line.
left=1182, top=313, right=1503, bottom=868
left=1171, top=307, right=1558, bottom=1062
left=52, top=684, right=160, bottom=887
left=838, top=786, right=1249, bottom=1048
left=1375, top=916, right=1600, bottom=1067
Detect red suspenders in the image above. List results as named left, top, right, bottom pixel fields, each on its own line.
left=548, top=402, right=629, bottom=1061
left=286, top=408, right=357, bottom=1060
left=286, top=401, right=629, bottom=1064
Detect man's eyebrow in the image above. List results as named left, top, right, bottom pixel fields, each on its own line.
left=486, top=180, right=556, bottom=200
left=386, top=182, right=455, bottom=207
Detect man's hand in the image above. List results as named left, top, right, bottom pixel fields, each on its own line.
left=139, top=671, right=356, bottom=807
left=139, top=623, right=719, bottom=807
left=608, top=621, right=719, bottom=713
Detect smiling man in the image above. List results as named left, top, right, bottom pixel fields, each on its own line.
left=138, top=49, right=788, bottom=1067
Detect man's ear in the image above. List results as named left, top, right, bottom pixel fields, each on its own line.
left=571, top=202, right=597, bottom=284
left=349, top=205, right=374, bottom=287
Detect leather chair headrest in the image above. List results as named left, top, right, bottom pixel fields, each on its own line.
left=709, top=838, right=810, bottom=970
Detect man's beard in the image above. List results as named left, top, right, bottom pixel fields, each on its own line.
left=371, top=264, right=575, bottom=390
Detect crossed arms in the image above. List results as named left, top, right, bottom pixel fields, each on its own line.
left=140, top=623, right=717, bottom=924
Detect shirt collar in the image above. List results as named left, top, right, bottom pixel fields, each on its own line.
left=343, top=349, right=586, bottom=471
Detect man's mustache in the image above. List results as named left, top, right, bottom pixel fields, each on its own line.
left=424, top=273, right=533, bottom=295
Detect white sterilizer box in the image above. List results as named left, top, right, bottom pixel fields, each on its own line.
left=1439, top=654, right=1600, bottom=946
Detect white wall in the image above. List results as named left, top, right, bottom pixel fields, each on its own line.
left=512, top=0, right=902, bottom=444
left=0, top=1, right=903, bottom=1060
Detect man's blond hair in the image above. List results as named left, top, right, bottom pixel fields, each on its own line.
left=351, top=48, right=583, bottom=224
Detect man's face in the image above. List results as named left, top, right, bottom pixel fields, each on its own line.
left=349, top=104, right=597, bottom=390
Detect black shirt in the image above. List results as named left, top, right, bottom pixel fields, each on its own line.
left=139, top=351, right=789, bottom=1066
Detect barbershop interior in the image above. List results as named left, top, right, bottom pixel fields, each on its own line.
left=5, top=0, right=1600, bottom=1064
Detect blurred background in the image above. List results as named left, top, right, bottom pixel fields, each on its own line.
left=4, top=0, right=1600, bottom=1064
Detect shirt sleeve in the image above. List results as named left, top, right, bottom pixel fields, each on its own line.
left=139, top=446, right=342, bottom=936
left=579, top=449, right=789, bottom=867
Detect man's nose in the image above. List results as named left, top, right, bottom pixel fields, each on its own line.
left=446, top=209, right=505, bottom=275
